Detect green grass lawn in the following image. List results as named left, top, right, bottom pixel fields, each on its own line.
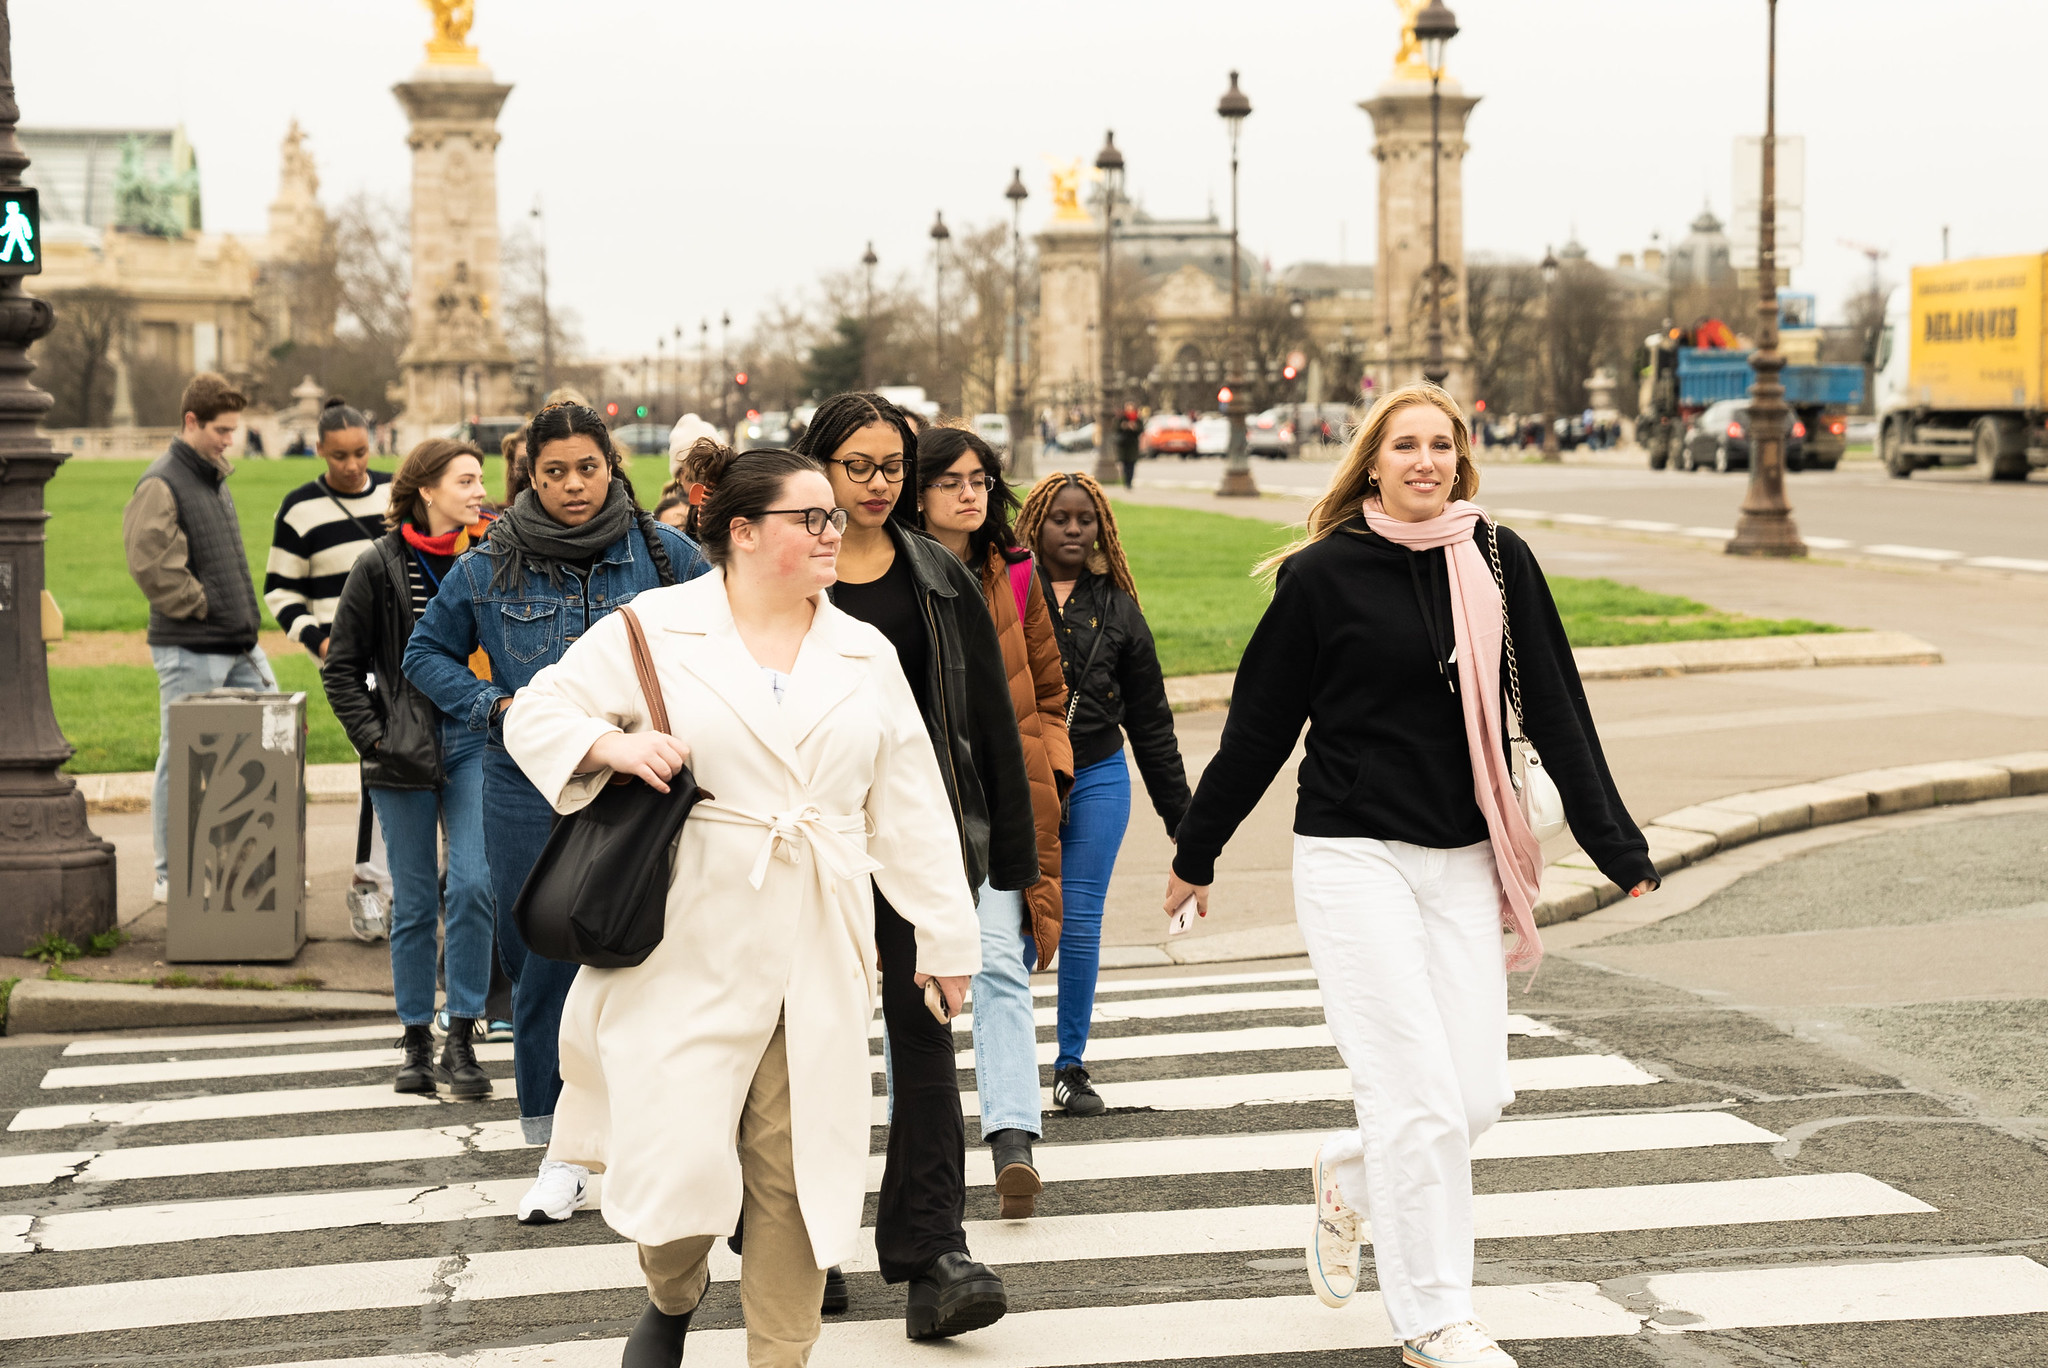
left=53, top=654, right=358, bottom=774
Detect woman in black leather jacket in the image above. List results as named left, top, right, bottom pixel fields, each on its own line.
left=323, top=439, right=495, bottom=1101
left=1015, top=472, right=1190, bottom=1117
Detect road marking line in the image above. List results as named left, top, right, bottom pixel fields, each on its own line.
left=0, top=1174, right=1932, bottom=1333
left=1643, top=1253, right=2048, bottom=1330
left=1800, top=535, right=1855, bottom=550
left=1611, top=519, right=1680, bottom=532
left=1682, top=526, right=1738, bottom=539
left=38, top=1042, right=517, bottom=1090
left=1965, top=555, right=2048, bottom=574
left=4, top=1108, right=1776, bottom=1194
left=1862, top=543, right=1964, bottom=562
left=1550, top=512, right=1612, bottom=525
left=881, top=988, right=1331, bottom=1039
left=62, top=1024, right=407, bottom=1057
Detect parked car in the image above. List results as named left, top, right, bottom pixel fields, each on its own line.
left=737, top=410, right=794, bottom=451
left=1194, top=412, right=1229, bottom=456
left=456, top=416, right=528, bottom=456
left=1246, top=407, right=1296, bottom=457
left=609, top=422, right=670, bottom=457
left=1053, top=421, right=1096, bottom=452
left=973, top=412, right=1011, bottom=453
left=1140, top=412, right=1197, bottom=457
left=1682, top=399, right=1808, bottom=472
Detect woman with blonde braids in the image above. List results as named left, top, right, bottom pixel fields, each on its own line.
left=1016, top=472, right=1189, bottom=1117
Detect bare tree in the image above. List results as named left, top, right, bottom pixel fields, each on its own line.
left=34, top=287, right=132, bottom=428
left=1465, top=258, right=1543, bottom=412
left=331, top=193, right=410, bottom=360
left=500, top=220, right=584, bottom=374
left=1545, top=259, right=1618, bottom=420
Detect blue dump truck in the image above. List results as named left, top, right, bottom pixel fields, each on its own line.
left=1638, top=329, right=1865, bottom=472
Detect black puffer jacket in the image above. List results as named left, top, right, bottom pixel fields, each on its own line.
left=323, top=532, right=447, bottom=791
left=1043, top=566, right=1191, bottom=835
left=889, top=524, right=1041, bottom=895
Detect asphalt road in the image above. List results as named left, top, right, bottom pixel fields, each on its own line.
left=5, top=808, right=2048, bottom=1368
left=1126, top=453, right=2048, bottom=565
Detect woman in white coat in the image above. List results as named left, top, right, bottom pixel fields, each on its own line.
left=505, top=446, right=983, bottom=1368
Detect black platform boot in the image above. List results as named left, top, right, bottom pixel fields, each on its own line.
left=394, top=1024, right=435, bottom=1095
left=436, top=1018, right=493, bottom=1100
left=905, top=1252, right=1007, bottom=1339
left=621, top=1303, right=691, bottom=1368
left=987, top=1129, right=1042, bottom=1219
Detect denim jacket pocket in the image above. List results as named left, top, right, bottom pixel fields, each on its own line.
left=499, top=600, right=560, bottom=665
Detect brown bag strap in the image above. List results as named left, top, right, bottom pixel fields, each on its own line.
left=617, top=606, right=671, bottom=736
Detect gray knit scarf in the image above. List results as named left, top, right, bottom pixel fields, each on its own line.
left=482, top=483, right=636, bottom=590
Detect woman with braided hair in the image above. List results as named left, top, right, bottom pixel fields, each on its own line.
left=1015, top=472, right=1190, bottom=1117
left=403, top=401, right=711, bottom=1227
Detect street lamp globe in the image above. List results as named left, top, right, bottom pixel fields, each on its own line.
left=861, top=241, right=878, bottom=269
left=1005, top=167, right=1029, bottom=206
left=1095, top=130, right=1125, bottom=194
left=929, top=210, right=950, bottom=246
left=1217, top=70, right=1252, bottom=154
left=1414, top=0, right=1460, bottom=77
left=1289, top=296, right=1306, bottom=321
left=1541, top=246, right=1560, bottom=288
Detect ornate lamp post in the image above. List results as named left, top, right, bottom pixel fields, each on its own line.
left=929, top=211, right=950, bottom=413
left=1415, top=1, right=1459, bottom=388
left=1093, top=130, right=1125, bottom=486
left=1216, top=71, right=1257, bottom=497
left=529, top=197, right=553, bottom=396
left=1727, top=0, right=1806, bottom=557
left=860, top=241, right=878, bottom=391
left=1539, top=246, right=1563, bottom=458
left=697, top=317, right=708, bottom=416
left=718, top=310, right=730, bottom=432
left=1288, top=295, right=1308, bottom=455
left=1004, top=168, right=1030, bottom=474
left=671, top=324, right=681, bottom=418
left=0, top=4, right=117, bottom=951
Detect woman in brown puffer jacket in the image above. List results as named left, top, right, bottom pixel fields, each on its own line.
left=917, top=425, right=1071, bottom=1216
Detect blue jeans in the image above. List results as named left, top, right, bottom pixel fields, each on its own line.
left=483, top=738, right=578, bottom=1144
left=1055, top=750, right=1132, bottom=1073
left=150, top=644, right=276, bottom=884
left=970, top=881, right=1041, bottom=1138
left=369, top=720, right=494, bottom=1027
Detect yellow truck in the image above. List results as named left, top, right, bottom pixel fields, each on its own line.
left=1874, top=253, right=2048, bottom=480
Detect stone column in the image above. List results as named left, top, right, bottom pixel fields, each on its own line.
left=393, top=58, right=516, bottom=449
left=0, top=0, right=117, bottom=953
left=1033, top=221, right=1101, bottom=446
left=1361, top=76, right=1479, bottom=408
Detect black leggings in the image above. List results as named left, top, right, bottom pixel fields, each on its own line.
left=873, top=887, right=970, bottom=1282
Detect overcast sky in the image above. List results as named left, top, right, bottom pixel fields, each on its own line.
left=16, top=1, right=2045, bottom=359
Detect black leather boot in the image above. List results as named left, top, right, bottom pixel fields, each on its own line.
left=436, top=1018, right=493, bottom=1099
left=621, top=1303, right=691, bottom=1368
left=987, top=1129, right=1042, bottom=1219
left=394, top=1024, right=435, bottom=1094
left=905, top=1251, right=1007, bottom=1339
left=821, top=1264, right=849, bottom=1313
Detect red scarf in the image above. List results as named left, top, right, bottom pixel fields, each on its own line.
left=402, top=514, right=491, bottom=558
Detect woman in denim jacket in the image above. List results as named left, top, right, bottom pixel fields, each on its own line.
left=403, top=402, right=708, bottom=1226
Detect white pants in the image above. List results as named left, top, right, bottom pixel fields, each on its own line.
left=1293, top=835, right=1512, bottom=1340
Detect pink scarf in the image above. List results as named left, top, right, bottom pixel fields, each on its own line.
left=1360, top=497, right=1543, bottom=973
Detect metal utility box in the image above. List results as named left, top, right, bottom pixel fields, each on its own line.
left=165, top=690, right=308, bottom=962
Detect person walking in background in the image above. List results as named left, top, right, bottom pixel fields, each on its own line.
left=323, top=439, right=496, bottom=1102
left=505, top=446, right=981, bottom=1368
left=795, top=393, right=1036, bottom=1337
left=500, top=426, right=530, bottom=508
left=1015, top=472, right=1189, bottom=1119
left=1164, top=384, right=1657, bottom=1368
left=1114, top=403, right=1144, bottom=489
left=122, top=373, right=275, bottom=906
left=914, top=425, right=1071, bottom=1219
left=265, top=397, right=395, bottom=942
left=404, top=402, right=709, bottom=1227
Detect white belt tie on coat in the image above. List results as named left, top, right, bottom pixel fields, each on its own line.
left=692, top=800, right=881, bottom=984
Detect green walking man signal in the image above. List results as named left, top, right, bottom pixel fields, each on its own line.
left=0, top=188, right=39, bottom=276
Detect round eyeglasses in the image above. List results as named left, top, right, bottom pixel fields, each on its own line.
left=825, top=456, right=907, bottom=483
left=759, top=506, right=850, bottom=536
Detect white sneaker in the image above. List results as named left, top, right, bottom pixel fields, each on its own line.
left=346, top=882, right=389, bottom=942
left=517, top=1159, right=589, bottom=1225
left=151, top=877, right=168, bottom=905
left=1403, top=1320, right=1517, bottom=1368
left=1306, top=1143, right=1364, bottom=1308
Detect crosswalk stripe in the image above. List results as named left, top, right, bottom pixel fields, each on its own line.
left=7, top=1165, right=1929, bottom=1258
left=0, top=1173, right=1937, bottom=1334
left=879, top=988, right=1329, bottom=1039
left=3, top=1106, right=1776, bottom=1194
left=1640, top=1253, right=2048, bottom=1329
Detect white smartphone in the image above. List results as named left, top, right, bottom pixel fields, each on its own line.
left=1167, top=895, right=1198, bottom=936
left=923, top=977, right=953, bottom=1025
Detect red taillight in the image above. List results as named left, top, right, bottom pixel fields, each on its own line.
left=1727, top=422, right=1744, bottom=438
left=1793, top=420, right=1807, bottom=438
left=1829, top=419, right=1846, bottom=435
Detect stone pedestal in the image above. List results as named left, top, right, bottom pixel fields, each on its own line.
left=393, top=63, right=516, bottom=449
left=1360, top=77, right=1479, bottom=409
left=1033, top=222, right=1101, bottom=422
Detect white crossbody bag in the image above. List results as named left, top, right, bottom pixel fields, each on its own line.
left=1484, top=522, right=1566, bottom=842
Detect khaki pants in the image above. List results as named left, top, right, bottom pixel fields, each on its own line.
left=638, top=1019, right=826, bottom=1367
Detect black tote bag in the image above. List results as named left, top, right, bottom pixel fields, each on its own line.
left=511, top=606, right=711, bottom=969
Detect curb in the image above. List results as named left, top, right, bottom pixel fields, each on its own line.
left=4, top=979, right=399, bottom=1036
left=1162, top=629, right=1942, bottom=713
left=77, top=763, right=361, bottom=815
left=1100, top=749, right=2048, bottom=969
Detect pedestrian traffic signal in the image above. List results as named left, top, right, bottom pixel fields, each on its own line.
left=1475, top=399, right=1487, bottom=412
left=605, top=402, right=619, bottom=417
left=0, top=188, right=39, bottom=276
left=635, top=405, right=649, bottom=418
left=1282, top=365, right=1297, bottom=381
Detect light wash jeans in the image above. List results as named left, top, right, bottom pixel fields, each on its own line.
left=368, top=719, right=494, bottom=1027
left=150, top=644, right=276, bottom=884
left=970, top=881, right=1041, bottom=1138
left=1293, top=834, right=1512, bottom=1341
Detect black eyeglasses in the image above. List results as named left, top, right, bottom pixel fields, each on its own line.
left=825, top=456, right=907, bottom=483
left=759, top=506, right=850, bottom=536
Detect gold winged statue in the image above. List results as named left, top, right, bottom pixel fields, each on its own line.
left=1392, top=0, right=1432, bottom=80
left=423, top=0, right=480, bottom=65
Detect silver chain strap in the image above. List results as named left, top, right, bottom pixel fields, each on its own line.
left=1483, top=521, right=1528, bottom=741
